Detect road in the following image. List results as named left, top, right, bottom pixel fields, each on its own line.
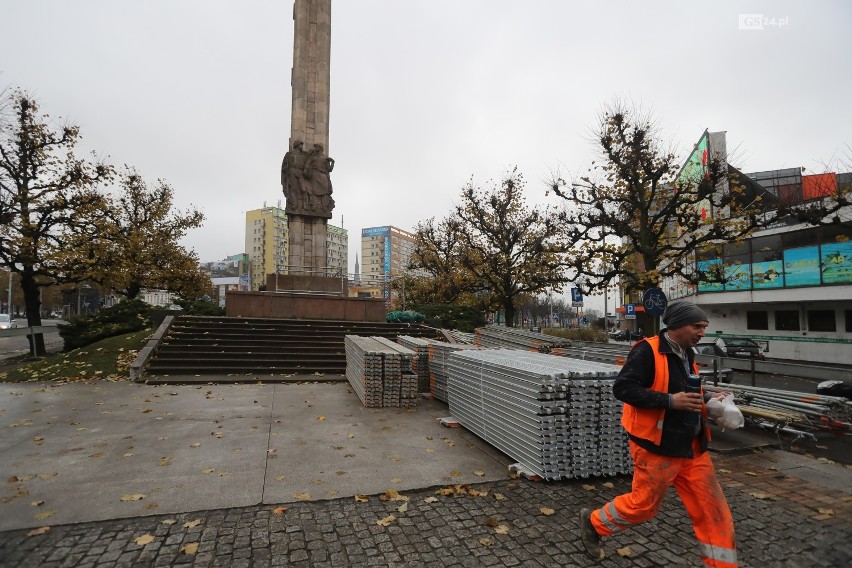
left=0, top=319, right=64, bottom=361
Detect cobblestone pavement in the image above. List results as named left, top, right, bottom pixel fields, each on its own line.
left=1, top=452, right=849, bottom=567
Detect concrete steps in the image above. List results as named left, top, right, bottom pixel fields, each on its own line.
left=144, top=315, right=444, bottom=380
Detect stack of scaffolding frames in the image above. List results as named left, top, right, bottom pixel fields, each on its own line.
left=344, top=335, right=418, bottom=408
left=446, top=349, right=631, bottom=480
left=474, top=325, right=573, bottom=352
left=427, top=340, right=484, bottom=402
left=396, top=335, right=431, bottom=393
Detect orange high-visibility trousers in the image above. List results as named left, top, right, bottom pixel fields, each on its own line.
left=590, top=440, right=737, bottom=567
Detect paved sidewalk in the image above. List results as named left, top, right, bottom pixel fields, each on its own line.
left=1, top=380, right=850, bottom=567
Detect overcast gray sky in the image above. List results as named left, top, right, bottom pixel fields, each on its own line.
left=2, top=0, right=851, bottom=311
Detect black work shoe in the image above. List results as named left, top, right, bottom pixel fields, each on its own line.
left=579, top=507, right=604, bottom=560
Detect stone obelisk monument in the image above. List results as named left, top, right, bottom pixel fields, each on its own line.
left=281, top=0, right=334, bottom=278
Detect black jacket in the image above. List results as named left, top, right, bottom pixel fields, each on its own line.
left=613, top=331, right=708, bottom=458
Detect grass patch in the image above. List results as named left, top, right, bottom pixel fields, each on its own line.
left=0, top=328, right=153, bottom=383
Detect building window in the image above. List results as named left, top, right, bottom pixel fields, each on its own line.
left=775, top=310, right=800, bottom=331
left=807, top=310, right=836, bottom=332
left=746, top=311, right=768, bottom=330
left=846, top=310, right=852, bottom=332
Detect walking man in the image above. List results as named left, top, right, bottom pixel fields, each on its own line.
left=579, top=300, right=737, bottom=566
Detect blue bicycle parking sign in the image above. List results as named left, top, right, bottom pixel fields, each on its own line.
left=642, top=287, right=668, bottom=317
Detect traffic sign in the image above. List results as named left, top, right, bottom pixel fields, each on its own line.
left=625, top=303, right=636, bottom=320
left=642, top=287, right=668, bottom=317
left=571, top=287, right=583, bottom=307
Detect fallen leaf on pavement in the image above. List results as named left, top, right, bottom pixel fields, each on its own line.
left=540, top=507, right=555, bottom=516
left=379, top=489, right=408, bottom=502
left=494, top=525, right=509, bottom=535
left=26, top=527, right=50, bottom=537
left=274, top=475, right=286, bottom=481
left=159, top=457, right=172, bottom=467
left=293, top=492, right=311, bottom=501
left=121, top=494, right=146, bottom=501
left=190, top=443, right=201, bottom=448
left=183, top=519, right=202, bottom=529
left=161, top=519, right=177, bottom=525
left=602, top=482, right=614, bottom=489
left=34, top=510, right=56, bottom=520
left=144, top=502, right=158, bottom=510
left=450, top=470, right=462, bottom=477
left=750, top=491, right=773, bottom=500
left=818, top=508, right=835, bottom=516
left=474, top=470, right=485, bottom=477
left=480, top=536, right=494, bottom=546
left=317, top=416, right=326, bottom=421
left=718, top=468, right=732, bottom=474
left=354, top=494, right=369, bottom=503
left=38, top=472, right=58, bottom=480
left=31, top=500, right=45, bottom=507
left=424, top=496, right=438, bottom=504
left=397, top=501, right=409, bottom=513
left=745, top=471, right=757, bottom=476
left=202, top=468, right=215, bottom=474
left=134, top=534, right=155, bottom=545
left=582, top=484, right=596, bottom=491
left=272, top=506, right=287, bottom=515
left=483, top=517, right=499, bottom=527
left=494, top=493, right=506, bottom=501
left=376, top=515, right=396, bottom=527
left=180, top=543, right=199, bottom=554
left=617, top=546, right=632, bottom=557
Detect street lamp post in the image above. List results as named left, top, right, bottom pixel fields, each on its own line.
left=6, top=270, right=11, bottom=316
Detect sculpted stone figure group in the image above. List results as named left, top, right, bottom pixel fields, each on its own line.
left=281, top=141, right=335, bottom=218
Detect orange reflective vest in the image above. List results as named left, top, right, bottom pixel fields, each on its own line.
left=620, top=336, right=710, bottom=446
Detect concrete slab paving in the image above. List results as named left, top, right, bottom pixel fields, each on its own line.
left=0, top=381, right=510, bottom=532
left=262, top=382, right=510, bottom=505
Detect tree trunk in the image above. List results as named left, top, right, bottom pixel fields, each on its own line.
left=504, top=301, right=515, bottom=328
left=20, top=269, right=46, bottom=356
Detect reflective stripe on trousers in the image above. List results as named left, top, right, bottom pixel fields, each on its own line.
left=589, top=440, right=738, bottom=567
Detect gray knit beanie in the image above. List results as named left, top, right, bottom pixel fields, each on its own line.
left=662, top=300, right=709, bottom=329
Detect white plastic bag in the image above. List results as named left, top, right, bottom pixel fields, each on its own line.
left=706, top=394, right=744, bottom=430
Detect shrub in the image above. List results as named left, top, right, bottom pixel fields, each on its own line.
left=174, top=298, right=224, bottom=316
left=544, top=326, right=609, bottom=343
left=410, top=304, right=485, bottom=333
left=386, top=310, right=426, bottom=323
left=58, top=299, right=154, bottom=351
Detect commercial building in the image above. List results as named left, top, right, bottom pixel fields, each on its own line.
left=245, top=205, right=347, bottom=291
left=358, top=226, right=418, bottom=306
left=626, top=130, right=852, bottom=364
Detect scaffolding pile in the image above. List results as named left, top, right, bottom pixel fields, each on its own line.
left=428, top=341, right=484, bottom=402
left=396, top=335, right=431, bottom=393
left=705, top=383, right=852, bottom=436
left=344, top=335, right=418, bottom=408
left=474, top=325, right=573, bottom=353
left=446, top=349, right=630, bottom=480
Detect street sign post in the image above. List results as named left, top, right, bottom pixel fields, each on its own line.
left=642, top=287, right=668, bottom=317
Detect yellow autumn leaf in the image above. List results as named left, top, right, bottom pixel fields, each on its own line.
left=617, top=546, right=633, bottom=557
left=540, top=507, right=555, bottom=516
left=183, top=519, right=202, bottom=529
left=818, top=508, right=835, bottom=515
left=121, top=494, right=146, bottom=501
left=180, top=543, right=199, bottom=555
left=474, top=470, right=485, bottom=477
left=376, top=514, right=396, bottom=527
left=274, top=475, right=286, bottom=481
left=34, top=510, right=56, bottom=520
left=27, top=527, right=50, bottom=537
left=494, top=493, right=506, bottom=501
left=293, top=492, right=311, bottom=501
left=425, top=448, right=435, bottom=453
left=134, top=534, right=156, bottom=545
left=31, top=500, right=45, bottom=507
left=750, top=491, right=772, bottom=500
left=718, top=468, right=732, bottom=474
left=449, top=470, right=462, bottom=477
left=582, top=484, right=595, bottom=491
left=202, top=468, right=215, bottom=474
left=317, top=416, right=326, bottom=421
left=480, top=536, right=494, bottom=546
left=354, top=494, right=369, bottom=503
left=272, top=506, right=287, bottom=515
left=494, top=525, right=509, bottom=535
left=159, top=457, right=172, bottom=467
left=38, top=472, right=58, bottom=480
left=161, top=519, right=177, bottom=525
left=424, top=496, right=438, bottom=504
left=379, top=489, right=409, bottom=502
left=602, top=482, right=614, bottom=488
left=397, top=501, right=409, bottom=513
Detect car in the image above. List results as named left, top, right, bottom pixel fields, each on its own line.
left=0, top=314, right=18, bottom=330
left=716, top=337, right=765, bottom=360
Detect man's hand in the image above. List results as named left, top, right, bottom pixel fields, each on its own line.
left=670, top=391, right=704, bottom=412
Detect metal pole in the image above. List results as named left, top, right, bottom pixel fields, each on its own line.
left=750, top=358, right=756, bottom=387
left=7, top=270, right=11, bottom=315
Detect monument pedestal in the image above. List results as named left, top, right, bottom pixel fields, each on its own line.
left=287, top=214, right=329, bottom=277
